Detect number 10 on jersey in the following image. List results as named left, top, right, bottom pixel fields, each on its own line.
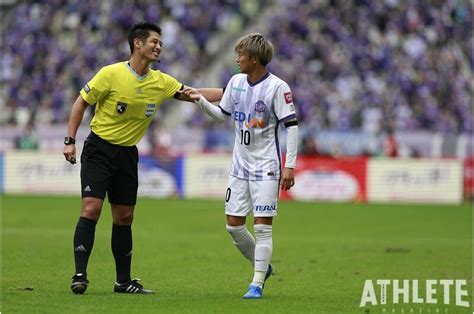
left=240, top=129, right=250, bottom=145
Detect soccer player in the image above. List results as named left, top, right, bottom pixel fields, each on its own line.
left=181, top=33, right=298, bottom=299
left=63, top=22, right=223, bottom=295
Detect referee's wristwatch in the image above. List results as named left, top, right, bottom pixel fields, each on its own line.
left=64, top=137, right=76, bottom=145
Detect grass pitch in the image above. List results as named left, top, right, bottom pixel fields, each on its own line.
left=1, top=195, right=472, bottom=313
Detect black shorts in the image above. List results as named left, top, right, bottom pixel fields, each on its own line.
left=80, top=132, right=139, bottom=206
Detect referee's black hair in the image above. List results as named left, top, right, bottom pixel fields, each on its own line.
left=128, top=22, right=162, bottom=53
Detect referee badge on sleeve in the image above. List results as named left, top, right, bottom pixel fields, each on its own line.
left=117, top=102, right=128, bottom=114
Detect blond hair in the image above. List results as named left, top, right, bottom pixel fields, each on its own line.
left=234, top=33, right=274, bottom=66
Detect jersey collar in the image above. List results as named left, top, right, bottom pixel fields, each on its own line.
left=247, top=71, right=270, bottom=87
left=125, top=62, right=149, bottom=80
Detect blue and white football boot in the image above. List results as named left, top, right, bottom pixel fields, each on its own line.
left=243, top=285, right=263, bottom=299
left=243, top=264, right=273, bottom=299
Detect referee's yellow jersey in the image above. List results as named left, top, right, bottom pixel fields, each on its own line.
left=80, top=62, right=182, bottom=146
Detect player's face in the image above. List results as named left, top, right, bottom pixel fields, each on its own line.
left=139, top=31, right=162, bottom=62
left=236, top=48, right=255, bottom=74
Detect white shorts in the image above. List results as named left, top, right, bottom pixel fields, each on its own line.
left=225, top=176, right=279, bottom=217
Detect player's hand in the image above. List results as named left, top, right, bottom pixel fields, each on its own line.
left=63, top=144, right=77, bottom=164
left=180, top=87, right=202, bottom=101
left=280, top=167, right=295, bottom=191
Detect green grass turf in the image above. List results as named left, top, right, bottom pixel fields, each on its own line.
left=1, top=195, right=472, bottom=313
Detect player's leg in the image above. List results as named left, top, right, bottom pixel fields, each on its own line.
left=109, top=145, right=153, bottom=294
left=225, top=176, right=255, bottom=264
left=252, top=217, right=273, bottom=287
left=243, top=180, right=278, bottom=299
left=72, top=134, right=110, bottom=294
left=226, top=216, right=255, bottom=263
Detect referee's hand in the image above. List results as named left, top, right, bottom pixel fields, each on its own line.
left=180, top=87, right=202, bottom=101
left=63, top=145, right=77, bottom=164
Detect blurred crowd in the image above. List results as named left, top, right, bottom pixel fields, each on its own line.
left=1, top=0, right=261, bottom=126
left=255, top=0, right=472, bottom=135
left=2, top=0, right=472, bottom=138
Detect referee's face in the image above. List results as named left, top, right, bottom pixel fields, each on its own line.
left=140, top=31, right=162, bottom=62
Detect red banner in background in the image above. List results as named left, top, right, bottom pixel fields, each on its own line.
left=281, top=156, right=368, bottom=202
left=464, top=157, right=473, bottom=200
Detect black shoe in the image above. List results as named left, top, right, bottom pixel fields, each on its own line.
left=71, top=273, right=89, bottom=294
left=114, top=278, right=155, bottom=294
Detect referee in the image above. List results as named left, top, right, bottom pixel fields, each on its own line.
left=63, top=22, right=222, bottom=294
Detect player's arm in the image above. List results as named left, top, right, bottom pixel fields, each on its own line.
left=281, top=120, right=298, bottom=191
left=63, top=95, right=89, bottom=164
left=197, top=87, right=224, bottom=102
left=180, top=87, right=228, bottom=122
left=175, top=85, right=224, bottom=103
left=274, top=82, right=298, bottom=191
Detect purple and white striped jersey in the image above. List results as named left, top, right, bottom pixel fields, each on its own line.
left=219, top=72, right=297, bottom=181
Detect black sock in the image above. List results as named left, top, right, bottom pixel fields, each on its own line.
left=111, top=224, right=132, bottom=283
left=73, top=217, right=97, bottom=275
